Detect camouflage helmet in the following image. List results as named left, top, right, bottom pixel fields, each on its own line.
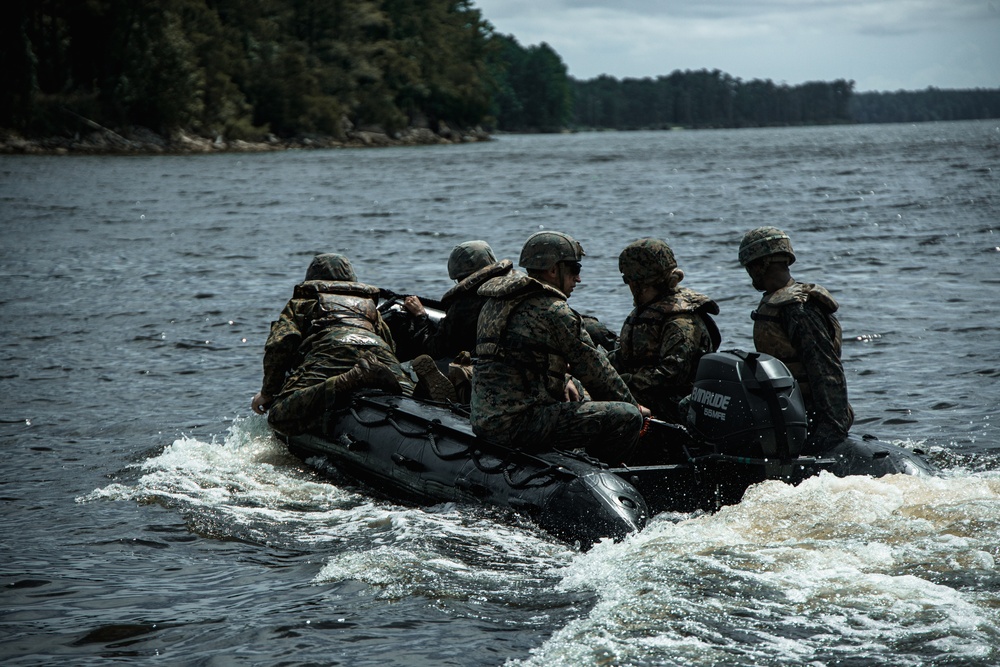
left=305, top=253, right=357, bottom=281
left=738, top=227, right=796, bottom=267
left=518, top=231, right=585, bottom=271
left=619, top=238, right=677, bottom=285
left=447, top=240, right=497, bottom=281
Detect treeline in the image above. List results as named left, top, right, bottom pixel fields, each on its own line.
left=2, top=1, right=997, bottom=147
left=487, top=35, right=572, bottom=133
left=850, top=88, right=1000, bottom=124
left=567, top=74, right=1000, bottom=130
left=570, top=71, right=854, bottom=129
left=2, top=0, right=497, bottom=141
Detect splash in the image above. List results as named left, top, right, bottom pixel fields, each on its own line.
left=78, top=415, right=572, bottom=582
left=78, top=416, right=374, bottom=544
left=313, top=508, right=574, bottom=602
left=510, top=472, right=1000, bottom=667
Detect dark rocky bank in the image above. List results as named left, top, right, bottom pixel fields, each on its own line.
left=0, top=123, right=491, bottom=156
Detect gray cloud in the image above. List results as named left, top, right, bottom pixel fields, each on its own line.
left=474, top=0, right=1000, bottom=90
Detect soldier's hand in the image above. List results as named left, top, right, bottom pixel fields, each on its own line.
left=638, top=404, right=652, bottom=419
left=564, top=379, right=581, bottom=402
left=403, top=295, right=426, bottom=317
left=251, top=392, right=272, bottom=414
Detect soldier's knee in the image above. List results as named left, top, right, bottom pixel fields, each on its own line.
left=612, top=404, right=644, bottom=436
left=266, top=396, right=307, bottom=435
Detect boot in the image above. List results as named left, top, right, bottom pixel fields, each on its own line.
left=448, top=352, right=474, bottom=404
left=412, top=354, right=458, bottom=403
left=329, top=352, right=401, bottom=396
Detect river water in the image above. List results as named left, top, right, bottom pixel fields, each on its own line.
left=2, top=121, right=999, bottom=666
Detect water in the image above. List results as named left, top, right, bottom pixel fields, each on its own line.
left=2, top=121, right=999, bottom=666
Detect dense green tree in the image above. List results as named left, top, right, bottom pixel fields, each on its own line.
left=850, top=88, right=1000, bottom=123
left=519, top=42, right=571, bottom=131
left=0, top=1, right=36, bottom=128
left=485, top=34, right=571, bottom=132
left=571, top=71, right=859, bottom=129
left=381, top=0, right=494, bottom=129
left=0, top=0, right=495, bottom=140
left=2, top=2, right=996, bottom=143
left=484, top=33, right=526, bottom=129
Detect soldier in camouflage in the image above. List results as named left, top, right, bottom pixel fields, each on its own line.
left=738, top=227, right=853, bottom=449
left=610, top=238, right=721, bottom=423
left=470, top=231, right=650, bottom=465
left=402, top=240, right=513, bottom=360
left=394, top=241, right=514, bottom=402
left=250, top=253, right=414, bottom=435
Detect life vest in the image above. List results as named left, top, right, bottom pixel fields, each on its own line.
left=440, top=259, right=513, bottom=306
left=475, top=273, right=574, bottom=392
left=618, top=287, right=721, bottom=370
left=294, top=280, right=382, bottom=338
left=752, top=282, right=842, bottom=397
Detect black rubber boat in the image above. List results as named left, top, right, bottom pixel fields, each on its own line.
left=276, top=350, right=937, bottom=547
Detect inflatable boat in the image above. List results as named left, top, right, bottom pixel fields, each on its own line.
left=276, top=350, right=937, bottom=547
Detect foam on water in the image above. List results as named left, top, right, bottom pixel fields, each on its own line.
left=509, top=472, right=1000, bottom=666
left=84, top=416, right=331, bottom=498
left=78, top=416, right=1000, bottom=664
left=81, top=416, right=576, bottom=602
left=80, top=416, right=383, bottom=544
left=312, top=530, right=571, bottom=605
left=7, top=121, right=995, bottom=665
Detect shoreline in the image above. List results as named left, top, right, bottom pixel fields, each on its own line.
left=0, top=124, right=492, bottom=156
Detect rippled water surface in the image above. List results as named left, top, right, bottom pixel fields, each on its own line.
left=2, top=121, right=999, bottom=666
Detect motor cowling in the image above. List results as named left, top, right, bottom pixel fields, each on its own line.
left=686, top=350, right=807, bottom=459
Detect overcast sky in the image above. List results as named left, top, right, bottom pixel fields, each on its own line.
left=473, top=0, right=1000, bottom=92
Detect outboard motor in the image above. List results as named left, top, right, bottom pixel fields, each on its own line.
left=686, top=350, right=807, bottom=460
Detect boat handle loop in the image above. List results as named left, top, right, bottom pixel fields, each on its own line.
left=347, top=403, right=562, bottom=487
left=503, top=465, right=562, bottom=489
left=350, top=406, right=498, bottom=465
left=349, top=407, right=390, bottom=428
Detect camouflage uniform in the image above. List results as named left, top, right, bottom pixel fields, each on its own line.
left=470, top=271, right=643, bottom=465
left=738, top=227, right=853, bottom=449
left=611, top=287, right=721, bottom=422
left=752, top=279, right=853, bottom=448
left=612, top=237, right=721, bottom=423
left=260, top=254, right=413, bottom=435
left=412, top=259, right=513, bottom=359
left=581, top=314, right=619, bottom=353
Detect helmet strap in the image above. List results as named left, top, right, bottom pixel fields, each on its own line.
left=555, top=263, right=571, bottom=289
left=533, top=265, right=562, bottom=291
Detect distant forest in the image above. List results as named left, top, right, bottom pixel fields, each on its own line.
left=2, top=0, right=999, bottom=146
left=570, top=72, right=855, bottom=130
left=849, top=89, right=1000, bottom=124
left=569, top=74, right=1000, bottom=130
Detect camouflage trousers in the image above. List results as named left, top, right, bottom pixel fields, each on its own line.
left=448, top=355, right=474, bottom=404
left=508, top=400, right=643, bottom=466
left=803, top=403, right=855, bottom=453
left=268, top=346, right=413, bottom=436
left=267, top=376, right=338, bottom=436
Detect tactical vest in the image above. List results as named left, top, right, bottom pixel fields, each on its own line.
left=618, top=288, right=721, bottom=370
left=752, top=282, right=841, bottom=397
left=294, top=280, right=382, bottom=338
left=475, top=279, right=573, bottom=391
left=441, top=259, right=513, bottom=306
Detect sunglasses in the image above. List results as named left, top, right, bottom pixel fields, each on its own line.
left=561, top=260, right=582, bottom=275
